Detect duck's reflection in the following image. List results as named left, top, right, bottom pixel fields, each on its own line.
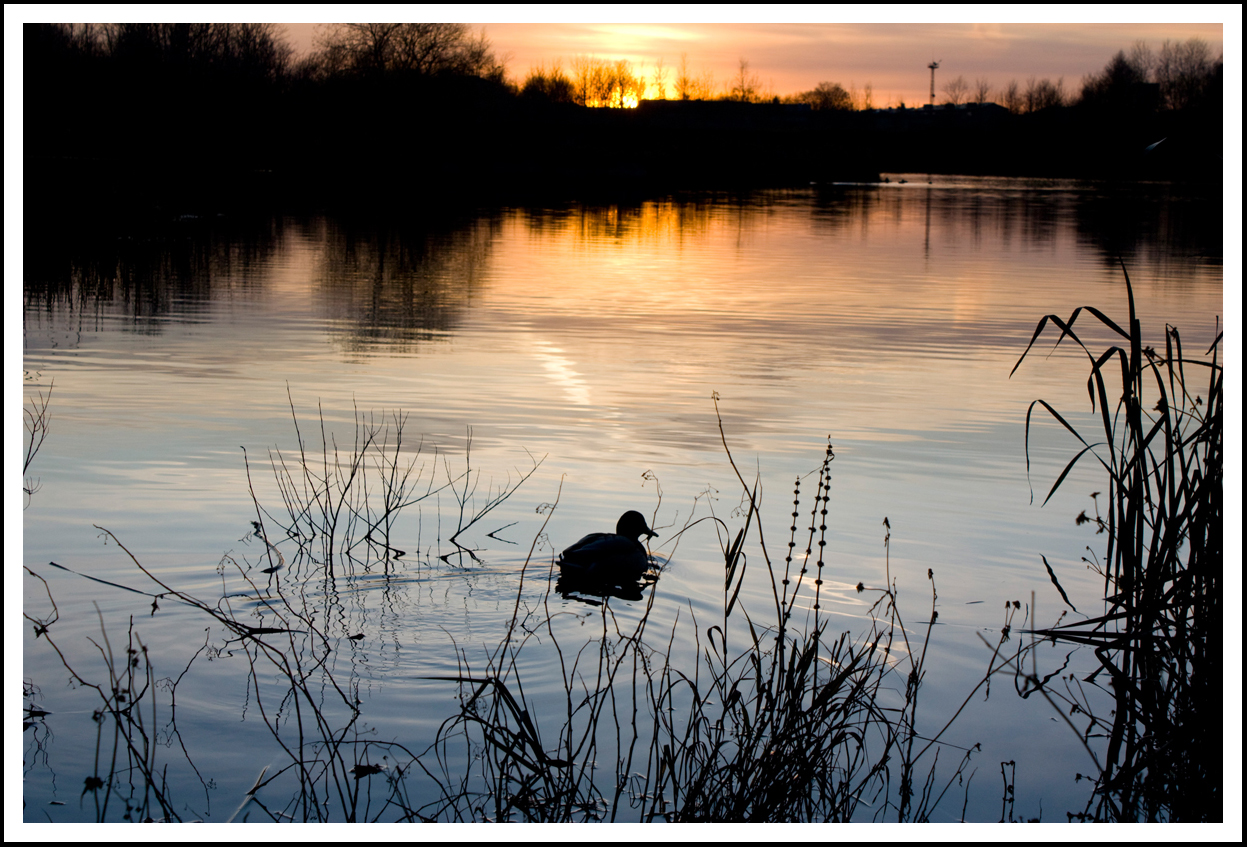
left=554, top=568, right=659, bottom=604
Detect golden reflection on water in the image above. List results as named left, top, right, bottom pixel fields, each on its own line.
left=21, top=181, right=1225, bottom=582
left=469, top=185, right=1220, bottom=456
left=21, top=180, right=1224, bottom=822
left=23, top=184, right=1222, bottom=472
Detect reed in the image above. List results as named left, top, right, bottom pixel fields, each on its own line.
left=24, top=398, right=537, bottom=822
left=25, top=395, right=1014, bottom=822
left=248, top=388, right=541, bottom=577
left=1010, top=263, right=1222, bottom=821
left=23, top=379, right=53, bottom=507
left=421, top=396, right=1014, bottom=822
left=24, top=598, right=176, bottom=822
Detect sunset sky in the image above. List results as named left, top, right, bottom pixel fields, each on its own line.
left=3, top=8, right=1231, bottom=108
left=278, top=11, right=1230, bottom=107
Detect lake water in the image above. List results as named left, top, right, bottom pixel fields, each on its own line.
left=21, top=175, right=1223, bottom=822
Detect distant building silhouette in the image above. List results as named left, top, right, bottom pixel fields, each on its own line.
left=636, top=98, right=812, bottom=129
left=868, top=101, right=1008, bottom=130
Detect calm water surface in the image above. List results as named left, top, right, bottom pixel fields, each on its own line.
left=21, top=176, right=1223, bottom=821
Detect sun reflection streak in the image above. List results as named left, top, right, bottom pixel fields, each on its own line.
left=530, top=338, right=591, bottom=406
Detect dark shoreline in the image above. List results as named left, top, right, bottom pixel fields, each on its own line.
left=25, top=22, right=1222, bottom=219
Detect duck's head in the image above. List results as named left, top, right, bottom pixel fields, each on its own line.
left=617, top=510, right=658, bottom=541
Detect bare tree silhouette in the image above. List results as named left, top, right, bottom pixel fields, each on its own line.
left=941, top=74, right=969, bottom=106
left=973, top=77, right=992, bottom=105
left=312, top=23, right=504, bottom=80
left=731, top=58, right=761, bottom=103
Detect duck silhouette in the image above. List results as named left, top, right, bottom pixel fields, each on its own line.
left=558, top=510, right=658, bottom=584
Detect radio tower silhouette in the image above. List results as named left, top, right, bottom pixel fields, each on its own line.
left=928, top=60, right=941, bottom=106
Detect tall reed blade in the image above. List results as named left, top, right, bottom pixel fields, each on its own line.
left=1015, top=264, right=1222, bottom=822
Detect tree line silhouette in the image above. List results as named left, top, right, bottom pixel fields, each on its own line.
left=514, top=37, right=1219, bottom=117
left=25, top=23, right=1223, bottom=210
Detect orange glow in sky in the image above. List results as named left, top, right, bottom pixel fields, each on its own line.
left=278, top=15, right=1227, bottom=108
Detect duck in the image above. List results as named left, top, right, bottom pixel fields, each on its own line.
left=558, top=510, right=658, bottom=584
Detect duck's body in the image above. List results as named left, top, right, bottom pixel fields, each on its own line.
left=559, top=510, right=658, bottom=584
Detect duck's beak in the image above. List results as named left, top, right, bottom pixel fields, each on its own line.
left=646, top=528, right=658, bottom=538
